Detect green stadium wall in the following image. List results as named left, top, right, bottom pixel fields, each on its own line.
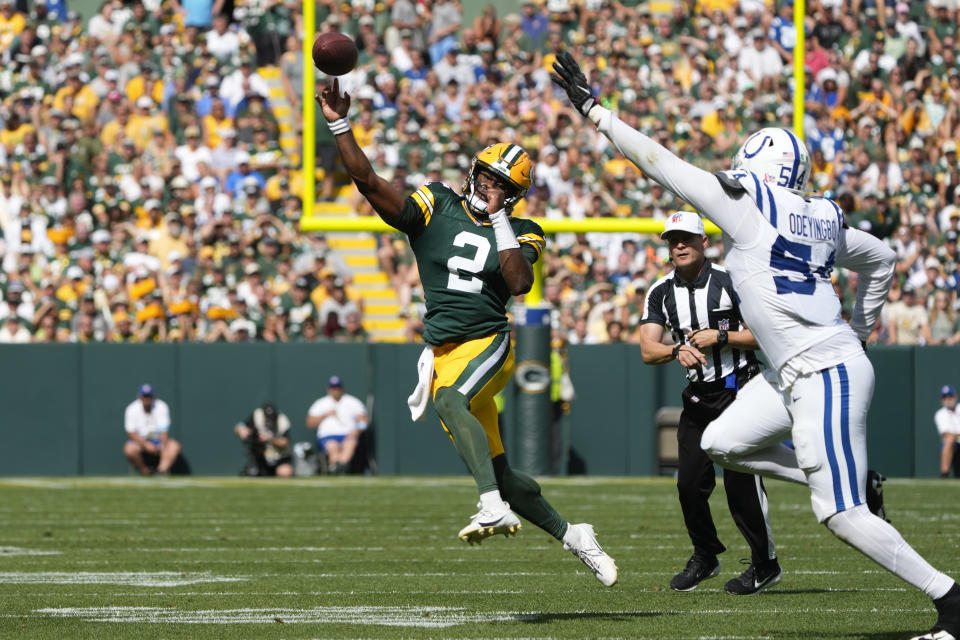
left=0, top=344, right=953, bottom=477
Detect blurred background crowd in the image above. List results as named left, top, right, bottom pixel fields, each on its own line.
left=0, top=0, right=958, bottom=347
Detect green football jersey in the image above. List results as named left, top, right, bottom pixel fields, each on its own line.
left=393, top=182, right=545, bottom=345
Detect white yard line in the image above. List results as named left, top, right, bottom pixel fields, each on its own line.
left=0, top=547, right=61, bottom=556
left=18, top=605, right=936, bottom=628
left=0, top=572, right=247, bottom=586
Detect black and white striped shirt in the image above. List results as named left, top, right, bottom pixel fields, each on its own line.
left=641, top=261, right=759, bottom=384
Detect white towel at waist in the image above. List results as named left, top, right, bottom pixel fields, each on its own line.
left=407, top=346, right=434, bottom=422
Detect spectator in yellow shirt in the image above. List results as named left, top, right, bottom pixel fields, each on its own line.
left=128, top=96, right=168, bottom=151
left=202, top=99, right=233, bottom=150
left=0, top=111, right=32, bottom=154
left=53, top=73, right=100, bottom=122
left=100, top=100, right=131, bottom=149
left=125, top=62, right=165, bottom=106
left=265, top=157, right=301, bottom=204
left=0, top=0, right=25, bottom=52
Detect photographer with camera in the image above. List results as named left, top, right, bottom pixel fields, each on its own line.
left=234, top=402, right=293, bottom=477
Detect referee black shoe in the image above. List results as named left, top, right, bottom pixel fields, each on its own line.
left=724, top=558, right=783, bottom=596
left=866, top=469, right=890, bottom=522
left=670, top=552, right=720, bottom=592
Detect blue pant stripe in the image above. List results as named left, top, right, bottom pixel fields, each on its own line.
left=838, top=363, right=860, bottom=506
left=822, top=369, right=845, bottom=511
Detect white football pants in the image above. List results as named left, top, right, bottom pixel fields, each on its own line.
left=702, top=354, right=874, bottom=522
left=702, top=352, right=954, bottom=599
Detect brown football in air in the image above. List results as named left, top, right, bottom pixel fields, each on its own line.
left=312, top=32, right=358, bottom=76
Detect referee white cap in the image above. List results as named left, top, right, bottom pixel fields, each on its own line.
left=661, top=211, right=705, bottom=239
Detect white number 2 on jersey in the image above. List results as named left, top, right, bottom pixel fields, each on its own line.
left=446, top=231, right=490, bottom=293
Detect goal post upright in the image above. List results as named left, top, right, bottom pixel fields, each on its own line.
left=302, top=0, right=316, bottom=221
left=793, top=0, right=806, bottom=140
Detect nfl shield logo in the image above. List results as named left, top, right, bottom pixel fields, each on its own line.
left=718, top=319, right=730, bottom=330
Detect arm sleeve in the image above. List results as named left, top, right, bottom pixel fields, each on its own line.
left=124, top=405, right=134, bottom=434
left=588, top=106, right=758, bottom=245
left=835, top=227, right=897, bottom=341
left=306, top=399, right=324, bottom=417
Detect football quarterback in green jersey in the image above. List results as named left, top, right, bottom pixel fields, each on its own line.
left=317, top=80, right=616, bottom=586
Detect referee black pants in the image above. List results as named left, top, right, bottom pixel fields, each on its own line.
left=677, top=384, right=774, bottom=565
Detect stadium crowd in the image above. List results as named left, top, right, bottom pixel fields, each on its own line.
left=0, top=0, right=958, bottom=347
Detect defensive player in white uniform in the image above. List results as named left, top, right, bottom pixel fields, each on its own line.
left=553, top=51, right=960, bottom=640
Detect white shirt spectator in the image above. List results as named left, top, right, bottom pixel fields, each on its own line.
left=433, top=54, right=476, bottom=87
left=936, top=404, right=960, bottom=436
left=307, top=393, right=368, bottom=438
left=852, top=48, right=897, bottom=75
left=205, top=26, right=241, bottom=61
left=124, top=398, right=171, bottom=441
left=391, top=45, right=414, bottom=73
left=318, top=294, right=359, bottom=327
left=123, top=251, right=161, bottom=272
left=175, top=143, right=213, bottom=182
left=87, top=8, right=122, bottom=41
left=0, top=299, right=34, bottom=324
left=738, top=37, right=784, bottom=80
left=723, top=25, right=747, bottom=58
left=219, top=69, right=270, bottom=113
left=0, top=320, right=30, bottom=342
left=895, top=16, right=924, bottom=52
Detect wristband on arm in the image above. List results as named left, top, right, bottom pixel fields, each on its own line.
left=327, top=116, right=351, bottom=135
left=489, top=209, right=520, bottom=251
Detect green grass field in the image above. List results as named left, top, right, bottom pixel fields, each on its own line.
left=1, top=476, right=958, bottom=639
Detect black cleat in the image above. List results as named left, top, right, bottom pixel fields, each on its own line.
left=866, top=469, right=890, bottom=522
left=910, top=583, right=960, bottom=640
left=670, top=552, right=720, bottom=592
left=724, top=559, right=783, bottom=595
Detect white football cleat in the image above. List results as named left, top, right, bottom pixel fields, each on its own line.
left=910, top=631, right=956, bottom=640
left=458, top=503, right=521, bottom=545
left=563, top=523, right=618, bottom=587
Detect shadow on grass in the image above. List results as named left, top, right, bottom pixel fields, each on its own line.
left=512, top=611, right=676, bottom=624
left=764, top=631, right=921, bottom=640
left=763, top=588, right=885, bottom=595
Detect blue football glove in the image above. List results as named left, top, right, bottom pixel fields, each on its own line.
left=550, top=51, right=596, bottom=118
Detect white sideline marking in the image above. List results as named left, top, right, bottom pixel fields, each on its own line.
left=0, top=572, right=246, bottom=587
left=0, top=547, right=60, bottom=556
left=30, top=606, right=530, bottom=627
left=24, top=605, right=935, bottom=628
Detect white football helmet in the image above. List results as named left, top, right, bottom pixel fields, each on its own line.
left=731, top=127, right=811, bottom=194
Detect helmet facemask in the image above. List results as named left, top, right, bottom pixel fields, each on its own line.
left=462, top=143, right=532, bottom=219
left=463, top=164, right=523, bottom=219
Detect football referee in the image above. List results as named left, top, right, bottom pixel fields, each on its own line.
left=640, top=211, right=782, bottom=595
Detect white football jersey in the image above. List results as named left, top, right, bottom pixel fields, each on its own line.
left=714, top=169, right=854, bottom=374
left=590, top=106, right=895, bottom=384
